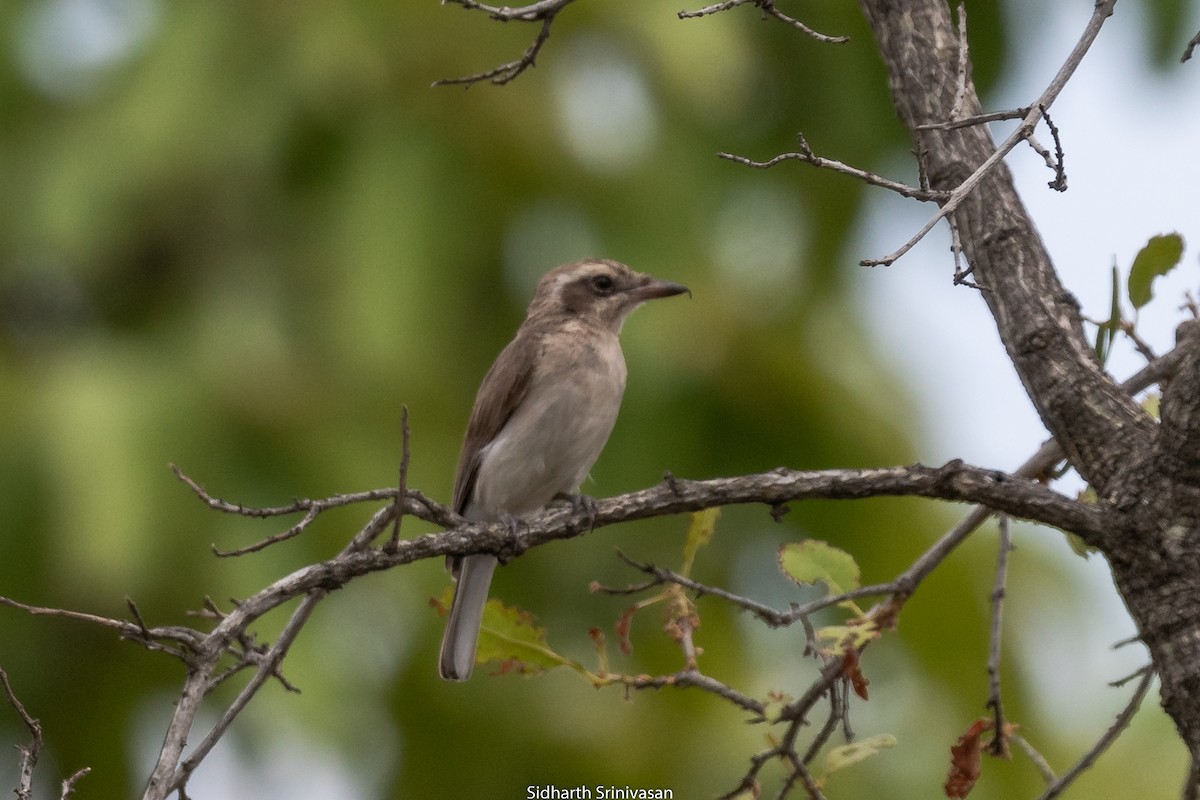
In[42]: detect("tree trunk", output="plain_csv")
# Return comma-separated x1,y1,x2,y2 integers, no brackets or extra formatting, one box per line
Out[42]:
859,0,1200,783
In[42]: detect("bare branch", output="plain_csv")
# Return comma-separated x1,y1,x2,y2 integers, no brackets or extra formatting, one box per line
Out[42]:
985,515,1013,757
2,667,40,800
618,669,766,716
3,668,89,800
719,133,948,202
169,463,459,557
1038,105,1067,191
1011,733,1057,784
169,590,325,795
60,768,91,800
916,107,1029,131
948,212,986,289
862,0,1116,266
0,596,200,659
679,0,848,44
433,0,576,87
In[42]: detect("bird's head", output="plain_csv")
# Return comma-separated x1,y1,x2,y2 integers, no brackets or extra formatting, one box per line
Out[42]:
526,259,689,330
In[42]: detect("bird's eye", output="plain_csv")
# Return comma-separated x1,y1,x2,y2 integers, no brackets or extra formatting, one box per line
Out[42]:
589,274,616,295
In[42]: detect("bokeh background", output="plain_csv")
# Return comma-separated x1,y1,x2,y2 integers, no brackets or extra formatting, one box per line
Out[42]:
1,1,1198,798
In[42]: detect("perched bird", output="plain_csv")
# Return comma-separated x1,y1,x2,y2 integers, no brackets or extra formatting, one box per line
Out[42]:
439,259,688,681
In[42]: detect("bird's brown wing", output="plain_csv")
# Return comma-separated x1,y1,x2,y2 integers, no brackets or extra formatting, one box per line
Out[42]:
452,326,542,516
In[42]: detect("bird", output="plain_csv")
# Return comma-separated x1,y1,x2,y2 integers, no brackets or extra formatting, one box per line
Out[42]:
438,258,689,681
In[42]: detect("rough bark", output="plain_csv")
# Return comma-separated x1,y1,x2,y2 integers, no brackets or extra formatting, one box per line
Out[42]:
859,0,1200,780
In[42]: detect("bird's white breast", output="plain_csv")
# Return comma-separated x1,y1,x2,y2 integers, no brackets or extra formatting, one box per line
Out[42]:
467,324,627,518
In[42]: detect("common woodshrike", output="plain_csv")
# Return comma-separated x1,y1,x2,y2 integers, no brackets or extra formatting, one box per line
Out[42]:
438,258,688,681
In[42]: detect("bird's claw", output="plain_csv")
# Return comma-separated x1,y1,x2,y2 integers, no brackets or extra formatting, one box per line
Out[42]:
497,513,527,564
554,492,599,531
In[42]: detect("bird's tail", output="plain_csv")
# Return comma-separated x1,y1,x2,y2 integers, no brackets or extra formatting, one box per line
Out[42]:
438,553,499,681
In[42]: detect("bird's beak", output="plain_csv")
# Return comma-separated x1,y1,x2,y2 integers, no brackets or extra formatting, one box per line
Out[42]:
630,277,690,302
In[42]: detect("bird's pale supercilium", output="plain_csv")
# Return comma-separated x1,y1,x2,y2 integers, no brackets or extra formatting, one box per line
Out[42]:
438,258,689,681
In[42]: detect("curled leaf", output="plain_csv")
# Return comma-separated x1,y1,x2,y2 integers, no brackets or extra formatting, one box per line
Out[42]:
945,718,993,798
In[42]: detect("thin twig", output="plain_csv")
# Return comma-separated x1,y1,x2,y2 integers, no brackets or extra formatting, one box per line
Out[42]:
985,514,1013,757
679,0,849,44
1120,320,1159,364
949,212,985,289
388,406,412,551
719,133,948,202
618,669,767,716
1010,733,1057,784
1034,668,1155,800
60,767,92,800
916,107,1030,131
433,1,571,87
2,667,41,800
1039,105,1067,191
170,462,459,556
801,684,843,764
0,596,200,659
1182,30,1200,63
213,506,321,557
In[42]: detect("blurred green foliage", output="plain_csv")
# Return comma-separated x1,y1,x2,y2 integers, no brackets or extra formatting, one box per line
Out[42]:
0,1,1193,799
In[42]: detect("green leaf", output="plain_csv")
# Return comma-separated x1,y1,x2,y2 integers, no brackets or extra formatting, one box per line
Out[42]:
778,540,861,595
1093,264,1120,365
680,507,720,575
432,587,582,677
821,734,897,779
1128,233,1184,310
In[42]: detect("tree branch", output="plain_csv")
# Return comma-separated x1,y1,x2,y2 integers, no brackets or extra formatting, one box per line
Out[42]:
432,0,576,86
718,132,948,201
860,0,1110,267
678,0,849,45
858,0,1151,495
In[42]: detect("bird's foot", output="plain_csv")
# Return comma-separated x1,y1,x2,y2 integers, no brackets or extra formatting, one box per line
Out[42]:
496,512,527,564
553,492,599,531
